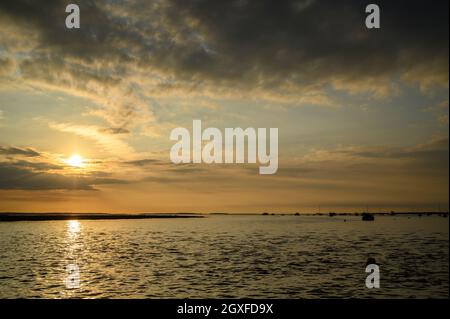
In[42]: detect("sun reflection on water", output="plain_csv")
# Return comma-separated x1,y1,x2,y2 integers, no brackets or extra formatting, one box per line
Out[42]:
63,220,82,294
67,220,80,236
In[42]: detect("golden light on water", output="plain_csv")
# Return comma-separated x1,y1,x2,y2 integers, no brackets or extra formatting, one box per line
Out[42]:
65,220,82,293
67,220,80,234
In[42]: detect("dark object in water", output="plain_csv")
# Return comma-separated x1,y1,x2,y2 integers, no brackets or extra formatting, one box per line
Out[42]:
362,213,375,221
366,257,377,266
329,212,336,217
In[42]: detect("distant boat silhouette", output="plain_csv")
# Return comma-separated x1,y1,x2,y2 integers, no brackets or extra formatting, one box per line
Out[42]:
362,213,375,221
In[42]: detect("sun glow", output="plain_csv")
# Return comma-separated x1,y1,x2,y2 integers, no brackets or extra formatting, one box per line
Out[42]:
67,154,84,168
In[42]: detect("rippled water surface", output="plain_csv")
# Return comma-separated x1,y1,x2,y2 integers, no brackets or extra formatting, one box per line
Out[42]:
0,215,448,298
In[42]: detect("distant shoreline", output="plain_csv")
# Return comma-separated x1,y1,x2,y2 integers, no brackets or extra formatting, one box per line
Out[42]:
0,213,204,222
216,212,449,216
0,211,448,222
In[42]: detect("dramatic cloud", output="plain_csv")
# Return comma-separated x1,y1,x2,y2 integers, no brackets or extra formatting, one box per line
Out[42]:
0,57,15,76
1,0,448,105
49,122,136,156
0,159,126,190
301,136,449,162
0,146,40,157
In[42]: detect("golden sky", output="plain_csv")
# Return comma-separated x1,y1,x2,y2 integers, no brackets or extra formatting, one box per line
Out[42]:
0,0,448,213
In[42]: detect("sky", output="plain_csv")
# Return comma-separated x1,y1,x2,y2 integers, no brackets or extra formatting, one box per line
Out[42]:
0,0,448,213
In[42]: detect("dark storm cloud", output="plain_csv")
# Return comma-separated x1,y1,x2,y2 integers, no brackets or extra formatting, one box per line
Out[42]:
0,146,40,157
161,0,449,95
0,0,447,96
0,0,135,61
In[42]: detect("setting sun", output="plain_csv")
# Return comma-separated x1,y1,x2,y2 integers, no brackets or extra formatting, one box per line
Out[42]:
0,0,448,303
67,154,84,168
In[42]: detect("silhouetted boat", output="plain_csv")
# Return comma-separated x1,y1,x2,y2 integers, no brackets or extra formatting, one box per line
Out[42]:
362,213,375,221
